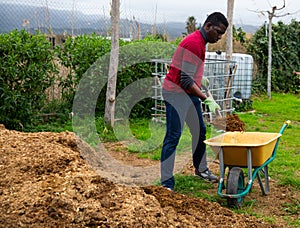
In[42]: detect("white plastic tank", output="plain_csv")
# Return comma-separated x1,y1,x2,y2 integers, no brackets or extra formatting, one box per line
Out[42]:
205,52,254,99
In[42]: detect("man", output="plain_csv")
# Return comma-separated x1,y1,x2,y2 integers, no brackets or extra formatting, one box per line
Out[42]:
161,12,228,191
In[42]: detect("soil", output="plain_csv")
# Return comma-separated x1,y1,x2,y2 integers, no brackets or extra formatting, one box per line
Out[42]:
0,124,299,227
212,114,246,132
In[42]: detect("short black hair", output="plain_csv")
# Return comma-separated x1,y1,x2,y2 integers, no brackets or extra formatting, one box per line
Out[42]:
204,12,228,28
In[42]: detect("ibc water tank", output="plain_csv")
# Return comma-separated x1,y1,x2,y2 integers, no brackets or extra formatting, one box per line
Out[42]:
205,52,254,99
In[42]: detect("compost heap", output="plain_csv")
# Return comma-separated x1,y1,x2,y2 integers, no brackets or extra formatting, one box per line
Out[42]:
212,114,246,132
0,124,279,227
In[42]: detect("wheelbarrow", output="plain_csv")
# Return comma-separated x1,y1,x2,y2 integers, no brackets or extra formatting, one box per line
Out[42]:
204,120,291,207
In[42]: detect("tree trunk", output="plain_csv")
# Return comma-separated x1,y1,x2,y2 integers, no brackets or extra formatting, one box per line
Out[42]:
104,0,120,127
226,0,234,61
225,0,235,109
267,18,273,99
266,4,285,100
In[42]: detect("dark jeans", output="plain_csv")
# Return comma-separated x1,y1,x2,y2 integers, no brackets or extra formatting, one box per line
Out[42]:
160,89,206,190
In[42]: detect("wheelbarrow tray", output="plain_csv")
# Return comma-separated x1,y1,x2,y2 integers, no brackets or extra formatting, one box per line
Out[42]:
204,132,282,167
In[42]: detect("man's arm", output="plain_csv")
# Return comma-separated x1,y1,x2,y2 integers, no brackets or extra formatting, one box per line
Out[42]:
180,60,220,114
187,83,207,101
180,61,207,101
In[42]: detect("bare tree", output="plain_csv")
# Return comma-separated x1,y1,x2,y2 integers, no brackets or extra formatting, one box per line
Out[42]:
224,0,235,109
226,0,234,61
256,0,289,99
104,0,120,127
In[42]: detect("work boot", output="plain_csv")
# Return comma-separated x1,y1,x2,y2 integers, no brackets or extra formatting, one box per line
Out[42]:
195,168,218,183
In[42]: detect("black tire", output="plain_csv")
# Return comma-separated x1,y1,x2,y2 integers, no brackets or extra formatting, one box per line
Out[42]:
226,167,245,208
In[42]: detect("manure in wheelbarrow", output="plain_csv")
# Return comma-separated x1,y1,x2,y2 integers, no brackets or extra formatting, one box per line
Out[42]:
212,114,245,132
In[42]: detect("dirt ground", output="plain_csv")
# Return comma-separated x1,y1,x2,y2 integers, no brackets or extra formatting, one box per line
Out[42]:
0,124,299,227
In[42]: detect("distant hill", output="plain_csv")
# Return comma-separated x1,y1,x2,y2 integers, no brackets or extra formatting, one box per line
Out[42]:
0,3,259,39
159,22,260,39
235,24,260,34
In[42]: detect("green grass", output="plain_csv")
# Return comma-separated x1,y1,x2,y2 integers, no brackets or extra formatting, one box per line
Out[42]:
126,93,300,190
238,93,300,189
108,118,193,160
233,93,300,227
24,119,73,132
173,174,217,201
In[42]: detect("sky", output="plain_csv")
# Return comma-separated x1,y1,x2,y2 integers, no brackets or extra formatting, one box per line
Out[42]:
60,0,300,26
8,0,300,26
119,0,300,26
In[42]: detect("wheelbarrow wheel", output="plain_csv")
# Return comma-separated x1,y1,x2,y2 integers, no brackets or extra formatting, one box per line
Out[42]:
226,167,245,208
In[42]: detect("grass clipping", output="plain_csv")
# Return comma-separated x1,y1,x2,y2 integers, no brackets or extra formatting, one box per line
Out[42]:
212,114,245,132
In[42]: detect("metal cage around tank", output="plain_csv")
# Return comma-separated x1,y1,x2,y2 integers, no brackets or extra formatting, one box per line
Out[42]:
151,58,238,123
206,52,254,100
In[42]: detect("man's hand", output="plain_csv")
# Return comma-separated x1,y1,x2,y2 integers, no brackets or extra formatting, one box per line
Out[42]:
203,96,221,114
201,76,210,88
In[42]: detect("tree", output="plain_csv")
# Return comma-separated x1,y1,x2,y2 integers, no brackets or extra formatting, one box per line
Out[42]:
224,0,235,109
232,26,246,44
104,0,120,127
256,0,289,99
247,20,299,94
226,0,234,62
185,16,197,34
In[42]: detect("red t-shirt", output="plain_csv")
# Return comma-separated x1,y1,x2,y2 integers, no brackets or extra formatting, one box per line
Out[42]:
163,30,206,93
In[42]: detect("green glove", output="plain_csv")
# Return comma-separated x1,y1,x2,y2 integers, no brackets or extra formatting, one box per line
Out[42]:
201,76,210,88
203,96,221,114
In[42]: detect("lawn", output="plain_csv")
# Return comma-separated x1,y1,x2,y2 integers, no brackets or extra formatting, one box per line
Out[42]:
127,93,300,189
238,93,300,189
100,92,300,190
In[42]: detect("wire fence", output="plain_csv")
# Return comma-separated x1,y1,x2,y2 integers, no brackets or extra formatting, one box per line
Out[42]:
0,0,172,39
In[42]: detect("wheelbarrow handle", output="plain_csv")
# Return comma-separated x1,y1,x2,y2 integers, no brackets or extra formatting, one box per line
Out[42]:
279,120,291,134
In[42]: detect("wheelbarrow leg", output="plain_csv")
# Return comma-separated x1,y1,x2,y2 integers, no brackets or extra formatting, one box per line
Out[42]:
257,165,270,196
218,147,226,190
264,166,270,193
247,148,253,184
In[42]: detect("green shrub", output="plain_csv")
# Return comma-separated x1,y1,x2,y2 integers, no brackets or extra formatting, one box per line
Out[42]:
0,32,175,130
55,34,113,107
248,20,300,94
57,34,176,118
0,30,57,130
